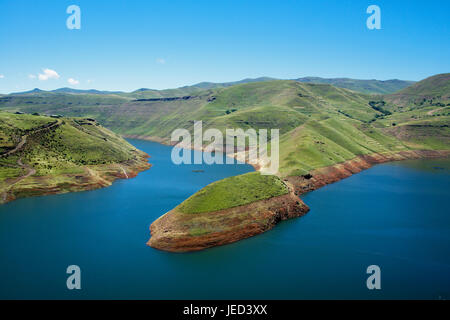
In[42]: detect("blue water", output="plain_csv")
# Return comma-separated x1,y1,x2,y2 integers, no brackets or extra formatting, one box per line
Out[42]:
0,140,449,299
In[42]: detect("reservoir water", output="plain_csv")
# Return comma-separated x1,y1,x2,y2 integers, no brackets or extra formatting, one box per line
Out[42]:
0,139,449,299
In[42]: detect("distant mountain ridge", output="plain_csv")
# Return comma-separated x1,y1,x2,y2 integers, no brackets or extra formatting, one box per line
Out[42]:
11,87,124,95
189,77,277,90
9,76,415,97
295,77,415,94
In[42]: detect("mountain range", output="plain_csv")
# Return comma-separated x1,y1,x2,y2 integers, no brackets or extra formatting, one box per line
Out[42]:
7,76,415,97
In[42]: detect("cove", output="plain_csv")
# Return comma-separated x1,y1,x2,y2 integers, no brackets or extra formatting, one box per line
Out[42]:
0,139,449,299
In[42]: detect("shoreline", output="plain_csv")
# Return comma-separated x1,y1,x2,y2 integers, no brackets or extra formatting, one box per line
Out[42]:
123,134,263,171
0,153,151,205
147,148,449,252
148,184,309,252
285,149,450,197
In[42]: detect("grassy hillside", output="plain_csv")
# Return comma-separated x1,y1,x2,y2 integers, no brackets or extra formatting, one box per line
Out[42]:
0,80,380,138
385,73,450,109
296,77,414,94
1,75,448,211
148,76,448,214
178,172,288,214
0,111,149,203
278,118,409,176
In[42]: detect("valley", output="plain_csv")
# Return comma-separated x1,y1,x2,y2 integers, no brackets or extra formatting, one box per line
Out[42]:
0,73,449,251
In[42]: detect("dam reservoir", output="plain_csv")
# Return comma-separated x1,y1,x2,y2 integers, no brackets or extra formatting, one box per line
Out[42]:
0,139,449,299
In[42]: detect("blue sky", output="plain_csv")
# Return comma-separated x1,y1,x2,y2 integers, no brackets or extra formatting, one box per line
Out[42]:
0,0,449,93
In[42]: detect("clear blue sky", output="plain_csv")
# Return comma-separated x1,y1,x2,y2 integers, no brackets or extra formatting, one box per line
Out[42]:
0,0,449,93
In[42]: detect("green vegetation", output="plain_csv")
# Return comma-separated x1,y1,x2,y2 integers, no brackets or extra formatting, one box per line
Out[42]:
369,101,392,116
385,73,450,109
1,74,448,211
278,117,409,176
174,74,448,213
189,228,211,237
178,172,289,214
0,111,149,203
296,77,415,94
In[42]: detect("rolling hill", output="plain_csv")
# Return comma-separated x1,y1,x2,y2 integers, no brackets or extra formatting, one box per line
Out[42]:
5,74,413,99
0,80,387,140
1,74,448,251
384,73,450,109
296,77,414,94
1,76,448,173
0,112,150,204
143,75,449,252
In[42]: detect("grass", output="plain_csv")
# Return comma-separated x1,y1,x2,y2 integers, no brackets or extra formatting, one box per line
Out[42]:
0,80,379,142
1,75,449,210
14,117,141,177
277,116,410,176
189,228,211,236
0,112,55,152
178,172,289,214
0,111,149,202
385,73,450,109
296,77,415,94
0,166,25,181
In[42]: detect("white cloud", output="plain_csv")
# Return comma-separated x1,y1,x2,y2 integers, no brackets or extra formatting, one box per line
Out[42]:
68,78,80,85
156,58,166,64
38,68,60,81
86,79,93,84
0,74,4,79
28,74,36,79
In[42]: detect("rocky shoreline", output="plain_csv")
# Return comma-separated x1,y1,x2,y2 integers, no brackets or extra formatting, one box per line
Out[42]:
1,153,151,205
285,149,450,196
147,187,309,252
148,149,449,253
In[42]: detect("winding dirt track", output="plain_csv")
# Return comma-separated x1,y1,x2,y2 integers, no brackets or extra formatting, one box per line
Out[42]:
0,120,62,202
0,120,61,158
427,107,444,116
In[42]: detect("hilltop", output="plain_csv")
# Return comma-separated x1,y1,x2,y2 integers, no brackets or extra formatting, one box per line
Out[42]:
0,112,150,204
385,73,450,109
5,74,414,99
296,77,414,94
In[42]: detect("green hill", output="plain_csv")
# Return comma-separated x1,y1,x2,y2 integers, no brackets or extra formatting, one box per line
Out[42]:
296,77,414,94
0,80,377,135
5,75,413,100
145,75,449,251
385,73,450,109
0,111,149,204
1,75,448,209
